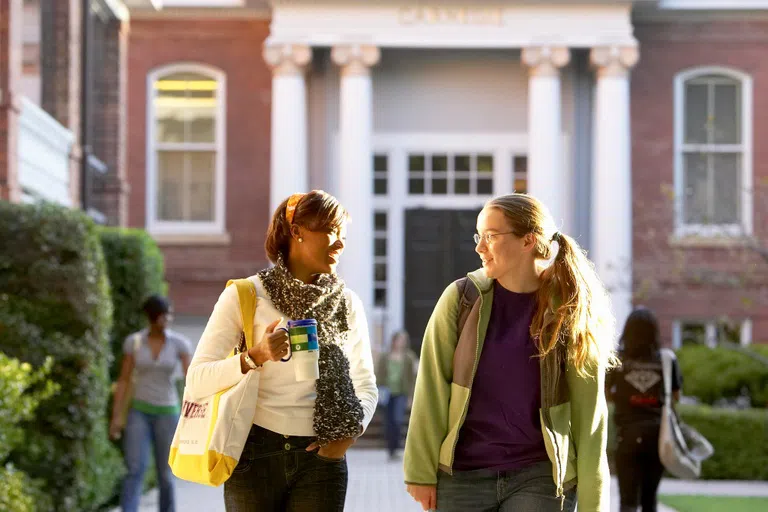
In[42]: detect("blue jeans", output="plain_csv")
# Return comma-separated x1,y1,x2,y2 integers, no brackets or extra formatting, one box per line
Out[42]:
386,394,407,456
121,408,178,512
436,460,576,512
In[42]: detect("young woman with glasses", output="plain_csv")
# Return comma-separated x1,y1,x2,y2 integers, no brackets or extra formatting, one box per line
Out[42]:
404,193,618,512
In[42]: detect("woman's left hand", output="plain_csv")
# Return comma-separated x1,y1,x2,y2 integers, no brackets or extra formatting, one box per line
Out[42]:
306,437,356,460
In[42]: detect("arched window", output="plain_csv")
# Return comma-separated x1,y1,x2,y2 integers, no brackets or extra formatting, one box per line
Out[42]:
147,63,226,234
674,67,752,236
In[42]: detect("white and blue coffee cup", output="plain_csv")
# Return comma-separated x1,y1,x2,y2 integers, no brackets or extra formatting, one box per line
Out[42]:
277,319,320,381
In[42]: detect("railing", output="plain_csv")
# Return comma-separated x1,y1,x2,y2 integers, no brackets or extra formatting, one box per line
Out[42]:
17,96,75,206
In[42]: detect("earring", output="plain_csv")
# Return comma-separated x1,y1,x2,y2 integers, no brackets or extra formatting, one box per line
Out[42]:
298,237,303,243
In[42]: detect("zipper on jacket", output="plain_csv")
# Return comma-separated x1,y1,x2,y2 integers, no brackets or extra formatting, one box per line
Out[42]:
447,280,484,474
542,408,565,508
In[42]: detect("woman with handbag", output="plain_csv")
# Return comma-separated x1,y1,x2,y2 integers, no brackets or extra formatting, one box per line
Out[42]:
404,193,617,512
607,307,683,512
110,295,193,512
375,330,418,461
185,190,378,512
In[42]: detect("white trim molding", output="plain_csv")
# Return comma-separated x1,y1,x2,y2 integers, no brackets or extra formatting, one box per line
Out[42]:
146,62,227,236
673,66,753,239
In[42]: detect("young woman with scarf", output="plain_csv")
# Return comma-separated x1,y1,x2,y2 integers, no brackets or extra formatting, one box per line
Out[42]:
185,190,378,512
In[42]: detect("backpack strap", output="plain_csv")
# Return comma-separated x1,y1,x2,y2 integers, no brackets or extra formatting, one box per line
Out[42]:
225,278,258,355
454,277,480,338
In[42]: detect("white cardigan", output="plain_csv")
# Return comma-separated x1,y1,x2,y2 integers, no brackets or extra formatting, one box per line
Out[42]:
185,275,378,437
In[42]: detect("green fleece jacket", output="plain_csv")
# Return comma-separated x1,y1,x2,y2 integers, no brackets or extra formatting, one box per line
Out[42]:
403,269,611,512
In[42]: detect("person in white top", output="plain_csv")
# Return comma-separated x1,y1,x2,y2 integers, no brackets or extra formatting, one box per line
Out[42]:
185,190,378,512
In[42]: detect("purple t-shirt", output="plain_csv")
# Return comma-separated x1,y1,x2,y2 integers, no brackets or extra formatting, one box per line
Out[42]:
453,282,549,471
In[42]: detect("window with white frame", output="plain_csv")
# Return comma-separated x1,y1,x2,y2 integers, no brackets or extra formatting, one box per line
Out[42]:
673,318,752,348
147,64,226,234
674,67,752,236
373,211,388,307
513,154,528,193
408,153,494,196
373,154,388,196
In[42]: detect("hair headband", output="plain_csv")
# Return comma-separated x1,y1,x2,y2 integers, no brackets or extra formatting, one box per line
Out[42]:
285,193,306,225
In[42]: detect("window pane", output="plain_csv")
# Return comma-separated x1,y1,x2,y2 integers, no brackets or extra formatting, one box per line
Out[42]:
683,152,709,224
514,179,527,194
157,151,185,221
188,151,216,221
713,153,741,224
432,155,448,172
681,323,707,346
374,288,387,307
374,154,388,173
477,154,494,173
374,212,387,231
409,178,425,194
684,82,708,144
455,178,470,195
713,82,740,144
155,72,217,144
374,178,388,195
432,177,447,194
514,155,528,174
477,178,493,195
454,155,470,172
374,238,387,257
375,263,387,281
409,154,425,172
718,322,741,345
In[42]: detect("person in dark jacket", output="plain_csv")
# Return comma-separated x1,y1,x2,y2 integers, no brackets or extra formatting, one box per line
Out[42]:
607,307,683,512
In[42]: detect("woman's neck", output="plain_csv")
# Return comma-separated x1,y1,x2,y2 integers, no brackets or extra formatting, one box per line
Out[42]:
496,260,541,293
286,255,314,284
149,325,164,338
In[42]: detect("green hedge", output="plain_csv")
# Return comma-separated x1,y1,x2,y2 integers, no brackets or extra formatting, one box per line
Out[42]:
608,404,768,480
677,345,768,407
98,227,167,380
0,201,124,511
0,353,58,512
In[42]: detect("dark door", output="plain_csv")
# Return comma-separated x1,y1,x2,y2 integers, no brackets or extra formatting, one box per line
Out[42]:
404,209,481,352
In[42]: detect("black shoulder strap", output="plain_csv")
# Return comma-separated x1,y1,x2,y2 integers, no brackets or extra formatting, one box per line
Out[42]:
454,277,480,338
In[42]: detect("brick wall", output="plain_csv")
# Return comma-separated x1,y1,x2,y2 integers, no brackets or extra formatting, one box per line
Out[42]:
632,20,768,345
0,0,22,202
127,17,272,315
40,0,81,207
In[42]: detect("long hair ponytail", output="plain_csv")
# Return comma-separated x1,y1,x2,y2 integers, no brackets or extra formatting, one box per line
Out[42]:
487,194,618,376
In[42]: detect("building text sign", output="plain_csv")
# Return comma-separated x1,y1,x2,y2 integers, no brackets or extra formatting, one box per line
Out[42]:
397,6,504,26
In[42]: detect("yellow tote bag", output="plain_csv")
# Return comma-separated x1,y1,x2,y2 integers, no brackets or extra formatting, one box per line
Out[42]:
168,278,259,486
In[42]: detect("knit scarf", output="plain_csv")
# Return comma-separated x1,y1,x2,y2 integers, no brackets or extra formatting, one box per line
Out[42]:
257,257,364,445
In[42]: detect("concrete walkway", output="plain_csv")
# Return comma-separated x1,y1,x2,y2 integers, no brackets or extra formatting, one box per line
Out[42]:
122,449,768,511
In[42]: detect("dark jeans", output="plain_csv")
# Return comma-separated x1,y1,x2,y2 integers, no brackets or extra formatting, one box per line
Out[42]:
386,393,407,456
615,424,665,512
436,460,576,512
224,425,348,512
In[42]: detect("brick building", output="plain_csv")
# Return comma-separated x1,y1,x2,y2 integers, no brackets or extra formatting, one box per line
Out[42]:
0,0,129,224
123,0,768,351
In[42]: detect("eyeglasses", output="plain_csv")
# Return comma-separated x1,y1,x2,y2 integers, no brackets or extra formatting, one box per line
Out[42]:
473,232,516,245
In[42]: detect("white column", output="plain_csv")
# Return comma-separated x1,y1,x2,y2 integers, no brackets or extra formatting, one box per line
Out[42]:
522,46,570,229
331,44,380,314
590,45,639,331
263,43,312,213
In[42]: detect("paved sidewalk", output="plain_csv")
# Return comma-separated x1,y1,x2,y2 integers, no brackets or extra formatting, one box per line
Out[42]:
123,449,768,511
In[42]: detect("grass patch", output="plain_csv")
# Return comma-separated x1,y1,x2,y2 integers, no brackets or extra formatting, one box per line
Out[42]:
659,495,768,512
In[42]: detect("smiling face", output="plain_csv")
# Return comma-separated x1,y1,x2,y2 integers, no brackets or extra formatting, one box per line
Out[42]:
475,207,534,280
291,222,347,275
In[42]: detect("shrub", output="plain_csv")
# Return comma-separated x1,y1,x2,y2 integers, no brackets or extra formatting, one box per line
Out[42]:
98,227,167,380
0,201,124,511
608,404,768,480
0,353,58,512
676,345,768,407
